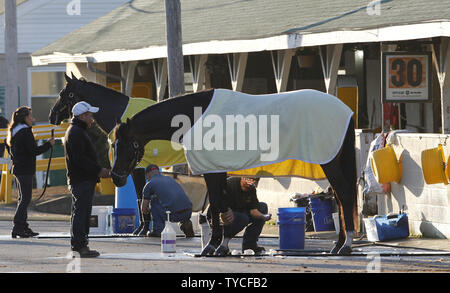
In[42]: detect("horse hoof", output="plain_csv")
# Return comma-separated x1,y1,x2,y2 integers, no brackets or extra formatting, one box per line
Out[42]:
133,224,144,235
214,245,230,257
330,243,343,254
201,244,217,256
337,246,352,255
137,227,149,237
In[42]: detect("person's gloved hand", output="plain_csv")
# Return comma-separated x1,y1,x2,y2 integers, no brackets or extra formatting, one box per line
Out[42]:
220,208,234,225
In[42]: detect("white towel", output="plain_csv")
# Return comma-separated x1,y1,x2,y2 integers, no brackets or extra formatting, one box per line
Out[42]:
12,123,29,137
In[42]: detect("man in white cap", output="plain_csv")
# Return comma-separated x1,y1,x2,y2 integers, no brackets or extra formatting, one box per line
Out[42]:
64,101,110,258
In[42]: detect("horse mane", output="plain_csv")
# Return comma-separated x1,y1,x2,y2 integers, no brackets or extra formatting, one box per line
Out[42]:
113,121,129,142
130,89,215,123
78,79,129,101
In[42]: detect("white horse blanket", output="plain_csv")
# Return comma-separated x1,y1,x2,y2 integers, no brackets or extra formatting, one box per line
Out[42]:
182,89,353,175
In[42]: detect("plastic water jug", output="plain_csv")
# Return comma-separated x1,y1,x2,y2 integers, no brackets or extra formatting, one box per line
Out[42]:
161,211,176,253
199,213,210,251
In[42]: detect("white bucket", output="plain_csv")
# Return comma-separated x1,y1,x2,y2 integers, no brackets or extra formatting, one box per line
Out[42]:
332,212,340,234
363,217,380,242
89,206,113,235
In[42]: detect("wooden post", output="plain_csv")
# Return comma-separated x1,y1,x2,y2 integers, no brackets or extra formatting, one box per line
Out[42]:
271,49,295,93
227,53,248,92
319,44,343,96
4,0,19,118
120,61,137,97
165,0,185,98
432,37,450,134
189,55,208,92
152,59,168,102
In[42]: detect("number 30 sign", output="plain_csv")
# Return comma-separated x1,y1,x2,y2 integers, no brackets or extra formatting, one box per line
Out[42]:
382,52,432,102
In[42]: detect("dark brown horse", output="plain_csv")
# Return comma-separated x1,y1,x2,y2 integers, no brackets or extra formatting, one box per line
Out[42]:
49,73,155,236
111,88,358,255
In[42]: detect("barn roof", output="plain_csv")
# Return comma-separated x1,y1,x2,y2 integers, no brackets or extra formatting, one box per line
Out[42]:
32,0,450,65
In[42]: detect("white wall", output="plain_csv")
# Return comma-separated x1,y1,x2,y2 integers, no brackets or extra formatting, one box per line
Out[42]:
257,131,450,239
366,59,382,129
256,176,330,218
0,53,32,109
379,133,450,238
0,0,129,54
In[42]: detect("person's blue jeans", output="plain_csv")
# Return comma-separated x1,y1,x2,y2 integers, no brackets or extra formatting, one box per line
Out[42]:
224,202,268,248
151,197,192,234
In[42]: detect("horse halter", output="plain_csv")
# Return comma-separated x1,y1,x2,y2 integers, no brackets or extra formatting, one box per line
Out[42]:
50,92,78,119
111,139,145,179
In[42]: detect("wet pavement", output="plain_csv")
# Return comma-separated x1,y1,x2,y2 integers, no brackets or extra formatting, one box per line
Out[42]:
0,219,449,274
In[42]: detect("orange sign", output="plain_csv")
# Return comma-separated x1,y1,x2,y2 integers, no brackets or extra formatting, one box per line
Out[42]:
383,52,431,102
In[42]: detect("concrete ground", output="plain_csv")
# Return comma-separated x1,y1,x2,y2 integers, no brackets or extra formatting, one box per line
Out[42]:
1,206,450,274
1,189,450,274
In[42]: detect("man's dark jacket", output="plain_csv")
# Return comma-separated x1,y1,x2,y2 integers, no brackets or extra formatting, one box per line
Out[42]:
10,127,51,175
65,118,102,185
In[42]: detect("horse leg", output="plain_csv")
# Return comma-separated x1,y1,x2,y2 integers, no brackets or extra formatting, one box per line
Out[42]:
201,173,228,255
201,205,223,255
321,119,357,255
330,191,347,254
131,168,150,236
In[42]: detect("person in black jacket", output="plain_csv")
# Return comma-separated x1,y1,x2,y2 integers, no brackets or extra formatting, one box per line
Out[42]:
7,106,55,238
213,177,271,256
65,101,110,258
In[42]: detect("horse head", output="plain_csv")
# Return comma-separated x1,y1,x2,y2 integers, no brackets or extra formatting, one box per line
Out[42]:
49,72,82,125
111,118,145,187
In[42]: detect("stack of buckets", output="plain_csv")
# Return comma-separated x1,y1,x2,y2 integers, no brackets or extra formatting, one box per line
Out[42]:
277,198,336,250
113,175,138,233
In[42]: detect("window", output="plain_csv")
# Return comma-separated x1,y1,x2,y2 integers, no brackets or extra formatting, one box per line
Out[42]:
28,66,66,123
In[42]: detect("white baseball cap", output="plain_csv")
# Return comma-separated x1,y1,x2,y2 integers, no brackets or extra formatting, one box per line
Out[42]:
72,101,99,116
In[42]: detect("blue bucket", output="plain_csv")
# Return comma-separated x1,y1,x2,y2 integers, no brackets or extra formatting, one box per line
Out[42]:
277,207,306,250
310,198,335,232
115,175,140,228
112,208,136,234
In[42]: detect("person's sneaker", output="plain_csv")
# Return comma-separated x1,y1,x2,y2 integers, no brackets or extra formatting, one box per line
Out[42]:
180,220,195,238
72,247,100,258
214,245,230,257
242,245,266,255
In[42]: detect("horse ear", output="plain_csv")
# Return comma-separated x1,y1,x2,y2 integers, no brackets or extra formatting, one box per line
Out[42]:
71,72,78,81
64,73,72,83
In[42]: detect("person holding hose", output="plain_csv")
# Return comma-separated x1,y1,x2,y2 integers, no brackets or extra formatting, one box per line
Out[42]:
7,106,55,238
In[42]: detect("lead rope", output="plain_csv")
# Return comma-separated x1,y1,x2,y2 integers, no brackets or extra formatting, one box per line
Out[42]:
35,129,54,203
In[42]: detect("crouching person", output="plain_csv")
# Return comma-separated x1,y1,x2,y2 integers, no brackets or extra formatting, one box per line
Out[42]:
141,164,194,237
214,177,271,256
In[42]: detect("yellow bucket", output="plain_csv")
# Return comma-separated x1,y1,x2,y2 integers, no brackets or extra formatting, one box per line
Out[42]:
370,145,402,184
100,178,116,195
421,144,448,185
